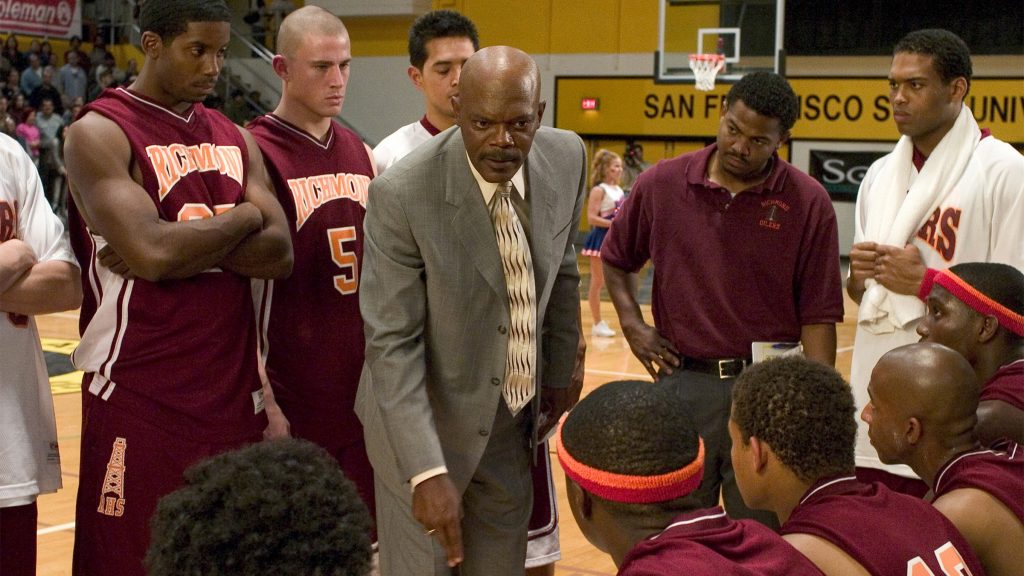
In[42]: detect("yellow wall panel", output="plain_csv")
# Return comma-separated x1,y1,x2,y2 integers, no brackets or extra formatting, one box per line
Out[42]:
462,0,551,53
663,3,719,54
550,0,620,54
618,0,663,53
345,16,418,57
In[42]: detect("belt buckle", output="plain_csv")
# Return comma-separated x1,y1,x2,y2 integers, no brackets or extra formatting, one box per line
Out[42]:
718,359,746,379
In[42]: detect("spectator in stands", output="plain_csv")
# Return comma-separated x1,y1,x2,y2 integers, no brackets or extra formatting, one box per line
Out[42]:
35,98,65,208
62,97,83,125
223,89,251,126
0,95,17,138
29,67,63,116
38,41,55,68
2,35,26,72
95,53,125,86
2,69,20,101
9,92,29,122
20,54,43,96
89,36,110,70
62,36,89,73
88,69,115,102
15,108,41,164
57,53,88,108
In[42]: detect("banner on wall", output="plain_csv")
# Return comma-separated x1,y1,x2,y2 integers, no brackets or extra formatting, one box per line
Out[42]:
790,141,894,202
0,0,81,38
555,76,1024,143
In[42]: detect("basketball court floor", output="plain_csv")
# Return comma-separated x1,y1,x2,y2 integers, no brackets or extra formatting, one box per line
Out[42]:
33,256,857,576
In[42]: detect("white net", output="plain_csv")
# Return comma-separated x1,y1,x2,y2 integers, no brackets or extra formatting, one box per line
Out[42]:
689,54,726,91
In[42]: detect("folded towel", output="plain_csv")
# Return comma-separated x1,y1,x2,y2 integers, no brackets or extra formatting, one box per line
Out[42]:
857,104,981,334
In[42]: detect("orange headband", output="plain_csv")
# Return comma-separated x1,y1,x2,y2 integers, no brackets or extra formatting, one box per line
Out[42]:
556,424,705,504
919,268,1024,337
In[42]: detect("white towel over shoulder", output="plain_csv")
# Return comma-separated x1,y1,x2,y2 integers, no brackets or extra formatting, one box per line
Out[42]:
856,105,981,334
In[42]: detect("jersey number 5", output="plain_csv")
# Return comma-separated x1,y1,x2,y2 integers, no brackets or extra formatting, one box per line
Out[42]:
907,542,973,576
328,226,358,295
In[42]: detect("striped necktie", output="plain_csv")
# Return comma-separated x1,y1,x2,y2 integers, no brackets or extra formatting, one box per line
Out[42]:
490,181,536,415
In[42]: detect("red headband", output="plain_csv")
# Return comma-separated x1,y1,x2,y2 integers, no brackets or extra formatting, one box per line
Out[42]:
919,268,1024,337
556,424,705,504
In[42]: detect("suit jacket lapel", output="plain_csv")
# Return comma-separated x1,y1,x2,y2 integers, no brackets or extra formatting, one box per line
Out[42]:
525,145,556,305
446,136,508,303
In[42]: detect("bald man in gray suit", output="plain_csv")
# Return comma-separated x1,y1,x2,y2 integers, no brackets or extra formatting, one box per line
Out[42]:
356,46,587,575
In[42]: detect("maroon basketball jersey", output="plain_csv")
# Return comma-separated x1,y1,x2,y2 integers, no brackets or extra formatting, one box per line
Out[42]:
934,444,1024,522
783,476,985,576
71,87,265,441
981,359,1024,410
248,114,371,438
619,507,823,575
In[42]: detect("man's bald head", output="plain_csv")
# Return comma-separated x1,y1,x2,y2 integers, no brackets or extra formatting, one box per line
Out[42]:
865,343,979,464
877,343,979,424
277,6,348,59
459,46,541,104
453,46,546,183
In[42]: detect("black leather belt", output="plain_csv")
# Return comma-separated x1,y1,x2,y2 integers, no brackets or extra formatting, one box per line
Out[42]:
681,356,751,379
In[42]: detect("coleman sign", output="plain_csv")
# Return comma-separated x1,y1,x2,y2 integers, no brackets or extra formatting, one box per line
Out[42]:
0,0,80,38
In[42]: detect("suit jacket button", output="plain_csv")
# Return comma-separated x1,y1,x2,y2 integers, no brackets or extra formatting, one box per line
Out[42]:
498,325,507,334
491,377,501,386
478,428,489,436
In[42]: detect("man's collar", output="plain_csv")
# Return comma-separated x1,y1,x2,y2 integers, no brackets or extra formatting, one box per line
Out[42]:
466,152,526,205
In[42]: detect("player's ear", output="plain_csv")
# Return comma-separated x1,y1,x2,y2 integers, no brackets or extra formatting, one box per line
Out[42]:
948,76,969,104
749,436,770,474
140,31,162,58
977,315,1000,344
408,65,424,89
905,417,922,446
271,55,288,80
451,95,461,121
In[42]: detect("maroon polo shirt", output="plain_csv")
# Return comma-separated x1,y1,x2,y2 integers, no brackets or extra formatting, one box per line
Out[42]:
601,144,844,359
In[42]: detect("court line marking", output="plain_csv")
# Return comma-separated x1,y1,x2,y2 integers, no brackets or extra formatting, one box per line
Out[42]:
584,368,651,380
38,521,75,536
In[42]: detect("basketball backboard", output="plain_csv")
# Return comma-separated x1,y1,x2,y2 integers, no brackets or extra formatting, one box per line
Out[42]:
656,0,783,84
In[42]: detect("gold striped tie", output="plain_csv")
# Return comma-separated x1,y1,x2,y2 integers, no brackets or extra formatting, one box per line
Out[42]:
491,181,536,415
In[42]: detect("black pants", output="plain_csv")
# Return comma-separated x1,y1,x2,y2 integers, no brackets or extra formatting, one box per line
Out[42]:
659,368,780,529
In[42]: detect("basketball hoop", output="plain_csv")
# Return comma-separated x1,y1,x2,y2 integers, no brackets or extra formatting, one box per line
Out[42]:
689,53,726,91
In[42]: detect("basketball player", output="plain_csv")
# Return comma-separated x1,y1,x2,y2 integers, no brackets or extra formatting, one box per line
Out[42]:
863,343,1023,576
729,356,984,576
63,1,293,574
371,12,576,574
147,439,373,576
248,5,378,534
373,10,478,174
917,263,1024,445
848,28,1024,487
558,380,823,575
0,132,81,576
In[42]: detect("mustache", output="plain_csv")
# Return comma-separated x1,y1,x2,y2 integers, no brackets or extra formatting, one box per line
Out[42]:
482,151,520,162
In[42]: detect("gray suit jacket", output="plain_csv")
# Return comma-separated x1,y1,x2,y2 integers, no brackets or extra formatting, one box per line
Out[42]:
356,125,587,495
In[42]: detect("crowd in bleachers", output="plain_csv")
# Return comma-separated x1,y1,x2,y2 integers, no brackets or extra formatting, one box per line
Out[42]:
1,33,139,220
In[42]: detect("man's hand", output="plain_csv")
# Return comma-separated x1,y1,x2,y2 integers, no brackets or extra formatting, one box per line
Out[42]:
413,474,463,567
536,323,587,440
538,384,581,442
849,241,879,286
622,321,679,379
97,244,135,279
262,399,291,440
0,239,37,293
874,244,926,296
